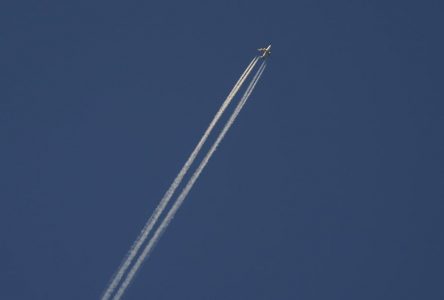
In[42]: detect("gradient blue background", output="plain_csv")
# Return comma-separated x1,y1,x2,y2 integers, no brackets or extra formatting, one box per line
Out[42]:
1,1,443,299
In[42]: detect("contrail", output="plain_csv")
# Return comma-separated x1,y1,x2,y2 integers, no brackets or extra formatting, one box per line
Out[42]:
101,56,259,300
113,61,267,300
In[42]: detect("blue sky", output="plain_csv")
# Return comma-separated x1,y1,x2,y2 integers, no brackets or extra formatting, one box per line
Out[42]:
1,1,443,299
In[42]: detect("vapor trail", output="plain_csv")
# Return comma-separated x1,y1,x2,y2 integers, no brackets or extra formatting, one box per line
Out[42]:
101,57,259,300
113,61,267,300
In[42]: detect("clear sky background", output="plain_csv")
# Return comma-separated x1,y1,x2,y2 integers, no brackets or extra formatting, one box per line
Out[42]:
1,1,443,299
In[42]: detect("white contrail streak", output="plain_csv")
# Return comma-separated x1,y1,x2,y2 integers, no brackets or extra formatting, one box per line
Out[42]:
113,61,267,300
101,57,259,300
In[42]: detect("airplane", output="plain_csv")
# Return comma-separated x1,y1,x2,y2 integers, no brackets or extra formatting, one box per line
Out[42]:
258,44,271,58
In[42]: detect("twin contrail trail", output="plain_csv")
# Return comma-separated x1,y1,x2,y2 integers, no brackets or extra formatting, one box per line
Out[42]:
101,57,260,300
112,61,267,300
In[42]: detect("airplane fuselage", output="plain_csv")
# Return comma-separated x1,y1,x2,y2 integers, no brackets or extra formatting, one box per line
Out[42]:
258,44,272,58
